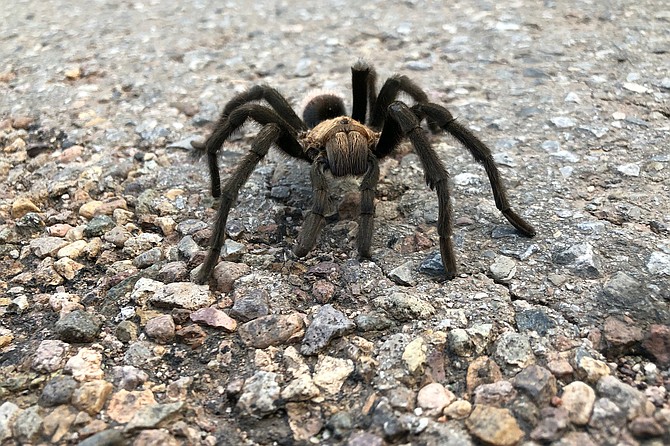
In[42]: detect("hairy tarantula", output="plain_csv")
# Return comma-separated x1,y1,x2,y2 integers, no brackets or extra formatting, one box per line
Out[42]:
193,61,535,284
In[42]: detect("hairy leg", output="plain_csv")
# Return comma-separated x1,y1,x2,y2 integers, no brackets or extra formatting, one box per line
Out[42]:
293,157,330,257
217,84,306,132
202,104,305,197
351,61,378,124
383,102,457,279
358,154,380,258
195,124,282,284
370,75,439,132
413,103,536,237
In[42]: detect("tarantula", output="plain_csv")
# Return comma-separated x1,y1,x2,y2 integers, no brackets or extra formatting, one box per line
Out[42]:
193,61,535,284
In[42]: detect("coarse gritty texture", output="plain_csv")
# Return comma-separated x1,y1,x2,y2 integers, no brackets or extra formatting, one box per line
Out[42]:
1,1,669,445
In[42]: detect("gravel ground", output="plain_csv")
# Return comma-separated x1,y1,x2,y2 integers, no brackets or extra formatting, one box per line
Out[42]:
1,0,669,445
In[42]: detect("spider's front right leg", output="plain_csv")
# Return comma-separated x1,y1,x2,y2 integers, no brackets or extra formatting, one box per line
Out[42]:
195,123,282,284
293,157,330,258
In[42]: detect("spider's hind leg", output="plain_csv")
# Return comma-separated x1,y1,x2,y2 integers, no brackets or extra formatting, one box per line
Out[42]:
370,75,440,133
413,103,536,237
202,104,305,198
351,61,378,124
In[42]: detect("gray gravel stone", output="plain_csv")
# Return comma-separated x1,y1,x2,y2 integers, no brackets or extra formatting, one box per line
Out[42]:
550,116,576,128
132,247,163,268
177,235,200,260
125,402,184,431
587,398,626,445
530,407,569,442
596,375,649,420
448,328,474,357
647,251,670,276
38,376,78,407
229,288,270,322
354,313,394,332
494,332,535,371
301,304,355,355
238,313,304,349
515,308,555,336
489,255,516,282
156,261,189,282
123,342,155,368
552,242,603,278
149,282,213,310
54,310,102,343
116,320,138,343
12,405,43,444
512,365,557,406
373,292,436,321
418,252,445,276
237,371,281,417
0,402,20,443
388,261,416,286
176,219,209,235
83,215,116,237
29,237,68,258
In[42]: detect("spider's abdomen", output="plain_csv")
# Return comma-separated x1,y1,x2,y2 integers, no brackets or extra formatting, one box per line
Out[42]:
304,117,379,177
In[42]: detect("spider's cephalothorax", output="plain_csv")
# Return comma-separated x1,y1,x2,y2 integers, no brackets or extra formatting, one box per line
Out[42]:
302,117,379,177
193,61,536,285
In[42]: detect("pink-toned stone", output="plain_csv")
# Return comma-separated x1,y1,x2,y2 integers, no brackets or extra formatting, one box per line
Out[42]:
107,389,157,423
416,382,456,416
312,279,336,303
643,325,670,367
145,315,176,344
190,307,237,332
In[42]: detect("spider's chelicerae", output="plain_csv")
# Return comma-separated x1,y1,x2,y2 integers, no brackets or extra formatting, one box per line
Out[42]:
193,61,536,284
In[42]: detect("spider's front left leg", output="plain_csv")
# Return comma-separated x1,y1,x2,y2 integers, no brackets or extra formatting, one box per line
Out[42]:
378,101,458,279
413,103,536,237
293,156,331,258
358,154,380,258
196,123,283,284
